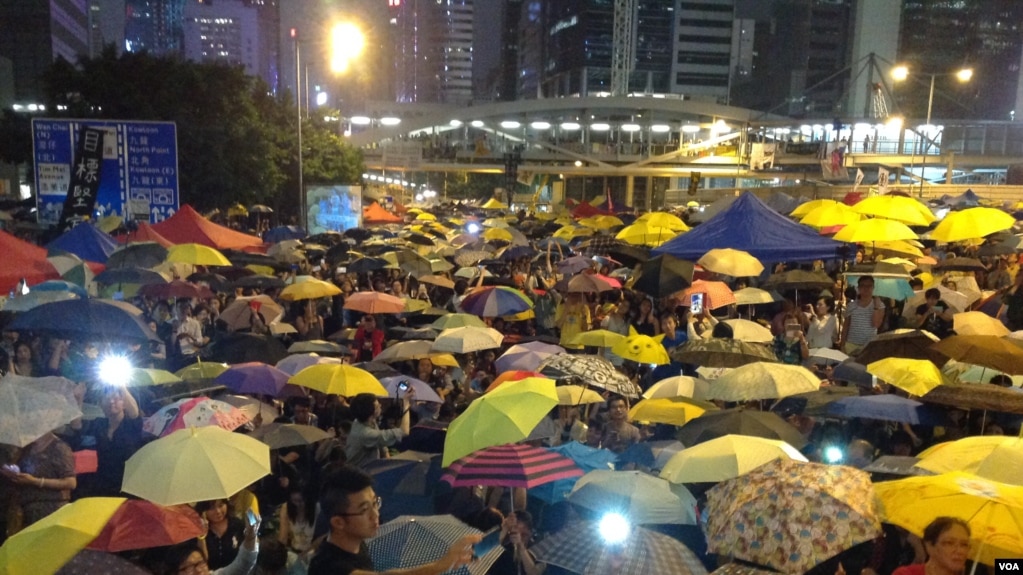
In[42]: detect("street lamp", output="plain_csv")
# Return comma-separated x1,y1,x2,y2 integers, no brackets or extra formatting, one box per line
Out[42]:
891,65,973,126
330,22,365,74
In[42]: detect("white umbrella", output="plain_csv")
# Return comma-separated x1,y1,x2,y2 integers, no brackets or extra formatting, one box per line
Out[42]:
275,353,342,375
809,347,849,364
733,287,781,305
0,375,82,447
431,326,504,354
721,319,774,343
643,375,710,400
705,363,821,402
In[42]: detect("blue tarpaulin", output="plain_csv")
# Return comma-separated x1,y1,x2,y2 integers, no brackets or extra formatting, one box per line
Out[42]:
47,223,119,263
653,192,849,263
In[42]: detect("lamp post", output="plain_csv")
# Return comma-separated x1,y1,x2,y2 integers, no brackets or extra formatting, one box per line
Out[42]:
329,21,366,138
891,65,973,128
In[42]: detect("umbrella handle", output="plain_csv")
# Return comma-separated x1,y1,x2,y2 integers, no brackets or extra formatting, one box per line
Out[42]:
969,538,986,575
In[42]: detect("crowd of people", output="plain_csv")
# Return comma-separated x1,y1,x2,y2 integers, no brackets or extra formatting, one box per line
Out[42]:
0,198,1021,575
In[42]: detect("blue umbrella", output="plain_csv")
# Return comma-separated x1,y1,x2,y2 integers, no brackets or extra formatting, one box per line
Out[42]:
31,279,89,298
380,376,444,403
47,223,119,263
617,439,686,470
7,298,159,342
531,441,617,503
826,394,948,425
214,362,291,396
263,226,306,243
845,275,914,301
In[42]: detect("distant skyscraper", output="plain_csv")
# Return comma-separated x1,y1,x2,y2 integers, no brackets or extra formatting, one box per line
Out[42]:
182,0,265,82
670,0,734,100
88,0,126,57
125,0,187,55
0,0,91,101
394,0,473,104
440,0,474,104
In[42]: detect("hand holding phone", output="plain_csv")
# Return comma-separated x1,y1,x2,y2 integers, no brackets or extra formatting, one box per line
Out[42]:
246,509,260,529
690,293,704,315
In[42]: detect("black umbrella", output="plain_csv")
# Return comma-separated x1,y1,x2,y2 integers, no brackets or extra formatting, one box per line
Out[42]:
607,243,649,267
762,269,834,291
231,274,286,290
95,267,168,286
305,231,344,246
387,326,439,341
7,299,159,342
187,272,231,291
325,243,351,266
205,332,288,365
403,233,436,246
670,338,778,368
354,361,401,378
106,242,168,269
934,257,987,273
342,228,373,242
677,408,808,448
221,250,286,270
856,329,945,366
632,254,695,298
348,257,389,273
501,245,536,260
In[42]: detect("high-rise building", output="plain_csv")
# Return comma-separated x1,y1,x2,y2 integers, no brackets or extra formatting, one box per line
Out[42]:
440,0,474,104
88,0,126,57
182,0,263,79
670,0,734,101
124,0,187,55
0,0,91,102
393,0,474,104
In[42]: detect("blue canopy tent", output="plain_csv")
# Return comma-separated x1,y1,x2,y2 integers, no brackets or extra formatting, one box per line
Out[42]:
653,192,849,263
47,223,119,263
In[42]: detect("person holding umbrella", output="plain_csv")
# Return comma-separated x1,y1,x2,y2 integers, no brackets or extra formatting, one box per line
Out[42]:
344,393,411,469
308,466,479,575
0,428,76,526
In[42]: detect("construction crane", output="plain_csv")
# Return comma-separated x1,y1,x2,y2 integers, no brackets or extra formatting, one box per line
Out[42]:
610,0,636,97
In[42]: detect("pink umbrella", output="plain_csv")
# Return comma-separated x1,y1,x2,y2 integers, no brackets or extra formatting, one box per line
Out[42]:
143,397,250,437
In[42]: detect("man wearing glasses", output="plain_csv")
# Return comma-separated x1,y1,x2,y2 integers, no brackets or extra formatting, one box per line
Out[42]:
308,467,479,575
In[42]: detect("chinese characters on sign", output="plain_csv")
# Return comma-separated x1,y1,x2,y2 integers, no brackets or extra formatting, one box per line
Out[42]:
57,127,105,231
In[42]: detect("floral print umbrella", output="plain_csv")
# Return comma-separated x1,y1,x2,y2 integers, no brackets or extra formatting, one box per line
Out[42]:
704,458,881,574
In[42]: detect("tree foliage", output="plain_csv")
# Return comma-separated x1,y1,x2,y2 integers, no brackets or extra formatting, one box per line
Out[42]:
34,47,363,215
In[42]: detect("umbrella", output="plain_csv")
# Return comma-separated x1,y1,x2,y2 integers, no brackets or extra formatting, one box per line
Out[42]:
231,274,286,290
867,357,947,396
248,423,332,450
733,287,781,305
127,368,183,387
380,376,444,403
368,515,500,575
873,471,1023,565
935,257,987,273
643,375,709,400
87,500,204,552
855,329,945,366
707,360,818,401
629,397,712,426
568,329,625,348
431,326,504,354
632,254,695,298
862,455,934,477
705,459,881,574
417,275,456,289
484,370,545,393
31,279,89,298
903,286,973,316
106,242,168,269
698,248,764,277
459,286,533,317
557,255,596,275
538,353,641,398
671,338,778,368
799,203,862,229
280,278,342,301
679,280,736,309
615,439,685,471
375,340,437,362
933,335,1023,375
186,272,231,291
495,341,565,372
174,361,229,383
275,353,342,375
915,435,1023,485
122,426,271,506
2,291,80,312
660,434,808,484
921,383,1023,415
142,396,250,437
720,319,773,343
826,394,948,425
94,267,168,286
791,198,840,218
6,299,159,343
954,311,1011,337
288,340,347,354
808,347,849,364
677,408,807,448
611,331,671,365
565,272,616,293
568,469,697,525
289,364,387,396
762,269,834,292
205,332,289,365
616,222,678,247
930,207,1016,243
0,497,126,575
532,520,708,575
218,394,282,424
442,377,559,466
441,443,583,488
852,195,935,226
556,384,605,405
220,295,284,331
166,243,232,266
343,291,406,314
214,362,291,396
138,280,214,300
0,375,82,447
832,218,919,242
56,549,152,575
431,313,487,330
637,211,689,231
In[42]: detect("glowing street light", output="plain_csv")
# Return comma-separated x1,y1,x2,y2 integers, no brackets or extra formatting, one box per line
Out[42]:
891,64,973,126
330,22,365,74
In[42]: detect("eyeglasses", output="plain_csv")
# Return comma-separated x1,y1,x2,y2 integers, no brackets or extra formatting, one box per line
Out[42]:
178,558,208,574
337,496,383,517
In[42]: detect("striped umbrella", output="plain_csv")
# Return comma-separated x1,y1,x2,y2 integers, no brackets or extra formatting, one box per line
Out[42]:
458,286,533,317
441,444,584,488
368,515,502,575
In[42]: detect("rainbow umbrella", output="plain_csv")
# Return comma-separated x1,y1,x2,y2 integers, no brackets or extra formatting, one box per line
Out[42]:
458,286,533,317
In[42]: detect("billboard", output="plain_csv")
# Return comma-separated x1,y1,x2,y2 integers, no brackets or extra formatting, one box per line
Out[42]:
32,119,179,225
307,185,362,235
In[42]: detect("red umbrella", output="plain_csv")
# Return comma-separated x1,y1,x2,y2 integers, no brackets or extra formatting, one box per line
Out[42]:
139,280,215,300
680,280,736,310
441,443,584,489
485,370,545,393
87,500,204,552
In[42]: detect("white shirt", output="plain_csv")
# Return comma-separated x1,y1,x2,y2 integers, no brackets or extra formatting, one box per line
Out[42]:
807,313,838,349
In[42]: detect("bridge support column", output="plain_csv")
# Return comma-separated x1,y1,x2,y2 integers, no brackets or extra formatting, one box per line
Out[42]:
645,176,653,211
625,176,635,208
945,153,955,185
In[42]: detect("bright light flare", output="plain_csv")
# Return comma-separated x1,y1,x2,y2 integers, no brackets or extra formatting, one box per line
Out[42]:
99,355,133,387
598,513,630,545
330,22,365,74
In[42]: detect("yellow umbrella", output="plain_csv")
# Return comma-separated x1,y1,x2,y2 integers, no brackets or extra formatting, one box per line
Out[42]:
429,353,460,368
404,299,431,313
122,427,271,506
569,329,626,348
95,214,124,234
227,203,249,217
790,198,840,218
866,357,946,396
698,248,764,277
553,225,591,241
502,309,536,321
554,216,575,226
245,264,277,275
165,243,232,266
175,362,229,382
481,198,508,210
578,215,624,230
953,311,1011,337
852,195,936,226
482,227,514,242
878,257,917,271
659,434,807,483
443,376,558,466
288,364,388,396
915,435,1023,485
615,222,678,247
799,203,862,229
870,240,924,258
415,212,437,221
832,218,919,243
0,497,126,575
628,397,709,426
557,384,606,405
611,331,671,364
128,368,184,387
704,363,821,401
637,211,689,231
874,471,1023,565
931,207,1016,243
279,278,342,301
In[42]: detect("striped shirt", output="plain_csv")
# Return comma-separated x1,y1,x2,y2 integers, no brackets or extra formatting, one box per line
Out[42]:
844,299,883,345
